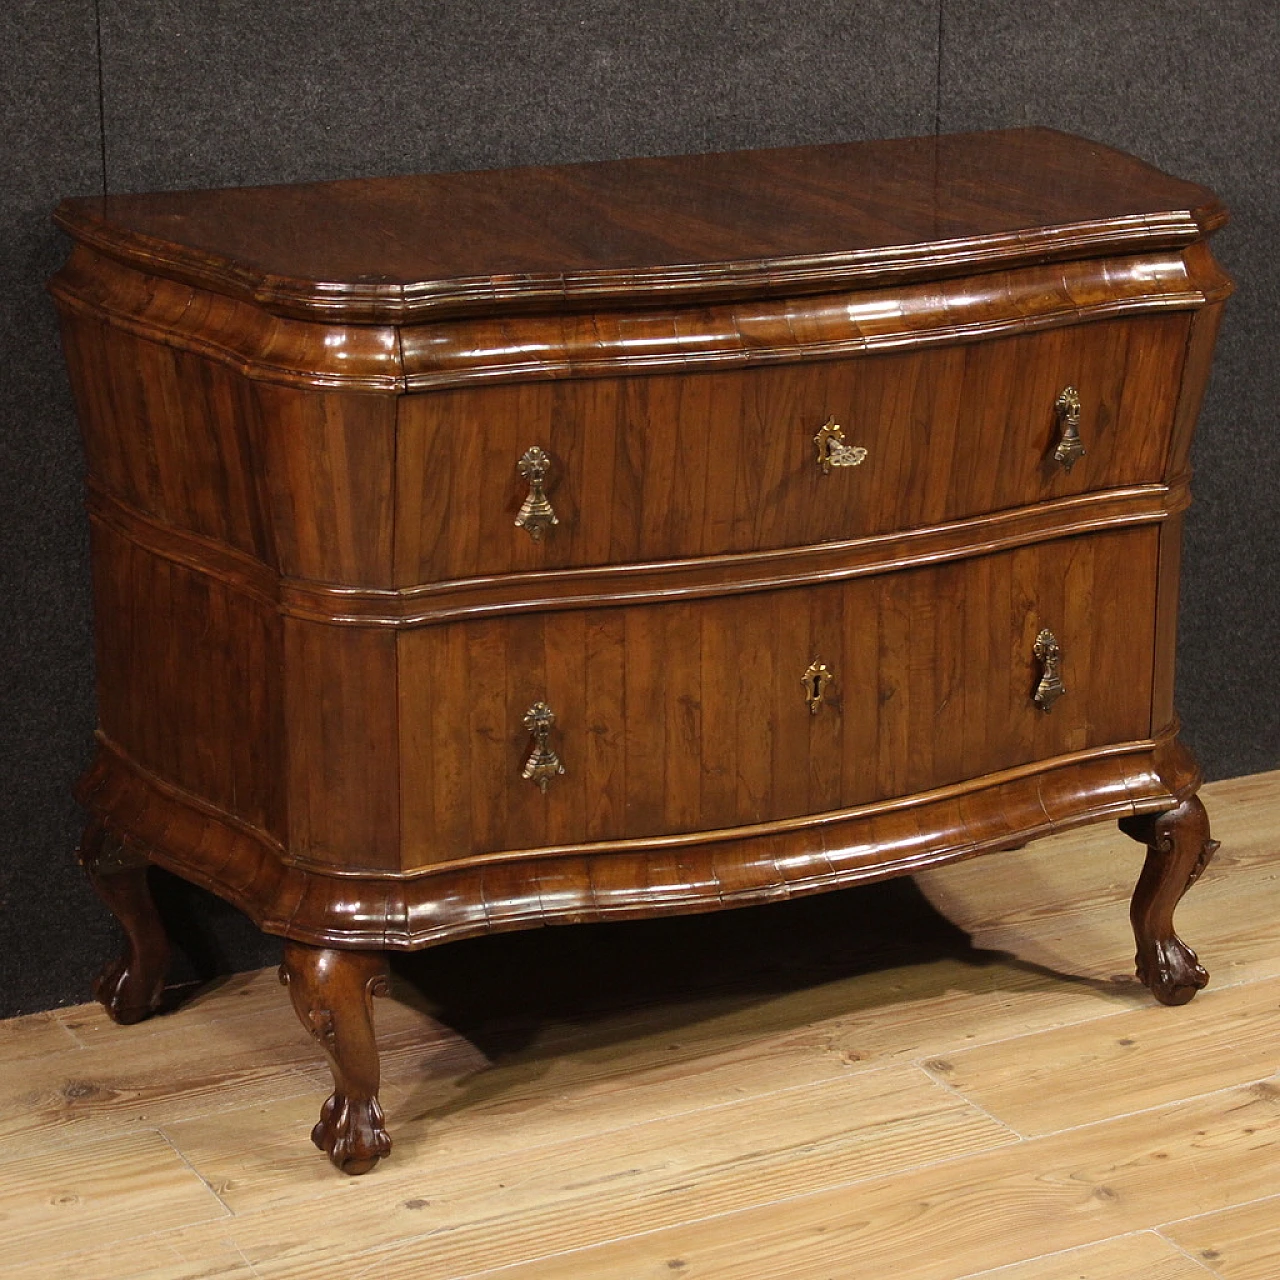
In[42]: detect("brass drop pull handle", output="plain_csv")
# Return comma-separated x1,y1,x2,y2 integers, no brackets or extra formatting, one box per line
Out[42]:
521,701,565,792
1052,386,1086,473
1033,628,1066,712
515,446,558,541
814,416,868,475
802,660,833,714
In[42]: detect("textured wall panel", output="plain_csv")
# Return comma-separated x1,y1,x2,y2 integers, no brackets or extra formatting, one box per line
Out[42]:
0,0,108,1016
938,0,1280,780
98,0,940,190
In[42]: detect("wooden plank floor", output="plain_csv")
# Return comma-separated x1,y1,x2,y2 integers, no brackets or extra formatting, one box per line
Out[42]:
3,770,1278,1279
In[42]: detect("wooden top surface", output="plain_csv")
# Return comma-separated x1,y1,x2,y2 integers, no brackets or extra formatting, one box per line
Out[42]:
53,128,1226,323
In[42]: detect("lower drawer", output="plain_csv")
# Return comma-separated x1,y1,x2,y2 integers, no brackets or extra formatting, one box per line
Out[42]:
397,527,1158,867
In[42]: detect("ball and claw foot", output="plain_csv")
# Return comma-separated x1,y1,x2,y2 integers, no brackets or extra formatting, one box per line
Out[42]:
280,941,392,1175
311,1092,392,1176
1120,794,1219,1008
78,820,171,1025
1135,937,1208,1008
92,952,167,1026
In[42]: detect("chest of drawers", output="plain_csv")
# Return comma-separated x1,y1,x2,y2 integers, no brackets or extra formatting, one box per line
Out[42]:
51,128,1231,1174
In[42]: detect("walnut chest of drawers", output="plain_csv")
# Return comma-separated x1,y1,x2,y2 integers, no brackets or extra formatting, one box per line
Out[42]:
51,127,1231,1173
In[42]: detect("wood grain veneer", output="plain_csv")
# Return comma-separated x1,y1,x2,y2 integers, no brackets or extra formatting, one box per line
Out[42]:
53,129,1226,321
393,316,1189,580
51,129,1232,1175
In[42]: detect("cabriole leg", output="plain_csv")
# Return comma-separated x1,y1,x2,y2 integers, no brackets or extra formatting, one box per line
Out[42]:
1120,795,1219,1006
279,941,391,1175
78,818,172,1024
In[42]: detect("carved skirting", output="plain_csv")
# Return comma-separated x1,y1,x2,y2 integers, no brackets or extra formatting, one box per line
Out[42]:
76,730,1201,953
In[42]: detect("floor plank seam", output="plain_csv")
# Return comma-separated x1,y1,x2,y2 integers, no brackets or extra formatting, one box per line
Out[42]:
1153,1227,1231,1278
979,1068,1280,1143
1158,1185,1280,1230
382,1114,1047,1280
900,963,1280,1063
947,1229,1188,1280
911,1003,1151,1059
19,1223,247,1276
45,1014,84,1053
228,1236,269,1279
156,1125,239,1219
143,1065,322,1132
160,1096,1038,1280
5,1113,174,1158
55,1012,118,1050
237,1072,912,1207
354,1058,882,1180
909,1059,1029,1140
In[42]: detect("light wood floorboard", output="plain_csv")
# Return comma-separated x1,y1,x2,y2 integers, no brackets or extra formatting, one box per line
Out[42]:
953,1231,1217,1279
1163,1193,1280,1280
3,770,1277,1279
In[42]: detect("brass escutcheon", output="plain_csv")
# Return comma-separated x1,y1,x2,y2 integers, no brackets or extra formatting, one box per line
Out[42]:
814,416,868,475
1052,386,1086,473
802,660,834,714
515,446,559,541
1033,628,1066,712
521,701,565,792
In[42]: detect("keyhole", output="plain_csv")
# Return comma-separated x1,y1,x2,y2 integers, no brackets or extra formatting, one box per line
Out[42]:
803,661,831,713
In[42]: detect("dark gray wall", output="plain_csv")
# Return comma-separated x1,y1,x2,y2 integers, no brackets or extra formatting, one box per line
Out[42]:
2,1,1276,1017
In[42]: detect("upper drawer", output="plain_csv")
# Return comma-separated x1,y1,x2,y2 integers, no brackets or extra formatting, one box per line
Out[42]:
393,313,1189,584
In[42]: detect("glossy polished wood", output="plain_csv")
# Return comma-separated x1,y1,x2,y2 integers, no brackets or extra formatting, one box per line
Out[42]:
1121,796,1221,1006
389,529,1159,866
53,128,1226,322
72,727,1198,940
51,129,1231,1174
278,944,391,1174
394,314,1191,579
77,818,171,1025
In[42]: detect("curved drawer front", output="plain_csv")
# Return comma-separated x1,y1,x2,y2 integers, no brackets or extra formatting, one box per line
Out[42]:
394,313,1188,583
395,526,1158,868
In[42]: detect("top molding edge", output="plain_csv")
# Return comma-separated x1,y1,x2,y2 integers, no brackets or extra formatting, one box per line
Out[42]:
51,210,1223,326
52,129,1228,325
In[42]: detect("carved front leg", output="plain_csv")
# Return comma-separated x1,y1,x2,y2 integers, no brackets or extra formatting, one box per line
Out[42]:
78,818,172,1024
1120,796,1219,1006
279,942,391,1175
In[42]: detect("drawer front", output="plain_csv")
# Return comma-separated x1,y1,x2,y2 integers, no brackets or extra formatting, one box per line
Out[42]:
394,314,1188,583
398,527,1158,867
